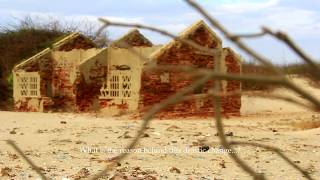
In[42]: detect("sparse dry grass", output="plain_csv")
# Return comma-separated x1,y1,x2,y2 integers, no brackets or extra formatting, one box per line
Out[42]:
242,63,276,91
242,63,320,91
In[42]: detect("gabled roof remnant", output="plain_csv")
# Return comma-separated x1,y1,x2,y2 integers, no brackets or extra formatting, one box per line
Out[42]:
223,47,242,64
53,32,96,51
150,20,222,60
79,47,108,66
179,20,221,41
52,32,94,49
110,29,153,48
14,48,51,70
14,32,96,70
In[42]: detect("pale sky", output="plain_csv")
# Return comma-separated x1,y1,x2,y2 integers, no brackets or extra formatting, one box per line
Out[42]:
0,0,319,64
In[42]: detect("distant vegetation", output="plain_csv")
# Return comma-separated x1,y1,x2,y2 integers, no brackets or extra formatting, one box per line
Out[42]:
0,17,109,110
242,62,320,91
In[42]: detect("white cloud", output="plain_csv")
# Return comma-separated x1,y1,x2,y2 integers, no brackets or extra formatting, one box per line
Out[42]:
215,0,279,14
7,10,144,24
1,0,319,62
263,7,320,36
201,1,320,38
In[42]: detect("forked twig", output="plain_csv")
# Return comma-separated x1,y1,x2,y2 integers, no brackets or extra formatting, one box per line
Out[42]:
184,0,320,109
184,0,281,75
232,27,320,79
93,16,317,180
211,44,266,179
230,31,267,40
262,27,320,78
98,17,320,110
103,42,314,112
230,141,314,180
184,0,316,179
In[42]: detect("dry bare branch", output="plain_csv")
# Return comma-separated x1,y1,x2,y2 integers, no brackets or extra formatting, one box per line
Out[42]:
232,27,320,79
95,13,319,180
184,0,318,179
230,31,267,40
208,90,315,111
103,42,313,112
184,0,281,75
230,141,314,180
98,18,220,55
183,0,320,108
6,140,48,180
98,15,320,110
262,27,320,78
4,1,318,179
88,75,213,180
241,91,315,110
212,38,265,178
97,3,320,111
149,65,285,84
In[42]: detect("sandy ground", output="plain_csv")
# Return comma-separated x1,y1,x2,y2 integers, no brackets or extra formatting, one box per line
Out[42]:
0,77,320,180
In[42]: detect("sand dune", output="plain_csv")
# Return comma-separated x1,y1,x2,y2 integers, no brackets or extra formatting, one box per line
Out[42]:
242,76,320,114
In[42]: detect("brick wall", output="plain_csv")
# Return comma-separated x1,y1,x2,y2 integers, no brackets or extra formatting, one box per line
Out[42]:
50,36,99,111
221,48,241,116
75,64,107,112
14,55,54,112
14,35,99,112
139,25,221,118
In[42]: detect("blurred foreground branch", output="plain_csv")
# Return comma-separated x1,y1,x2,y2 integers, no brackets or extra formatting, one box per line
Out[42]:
6,140,48,180
230,141,314,180
6,1,318,180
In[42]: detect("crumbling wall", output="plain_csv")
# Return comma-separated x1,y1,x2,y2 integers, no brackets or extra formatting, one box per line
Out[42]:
50,48,103,111
51,50,80,111
99,29,158,115
98,46,161,115
13,53,54,112
14,97,41,112
76,48,108,112
139,24,221,118
221,48,241,116
38,55,55,111
13,34,100,112
13,48,107,112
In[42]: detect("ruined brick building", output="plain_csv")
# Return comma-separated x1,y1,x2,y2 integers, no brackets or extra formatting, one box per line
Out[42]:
139,20,241,118
13,20,241,117
13,33,108,112
99,29,161,115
